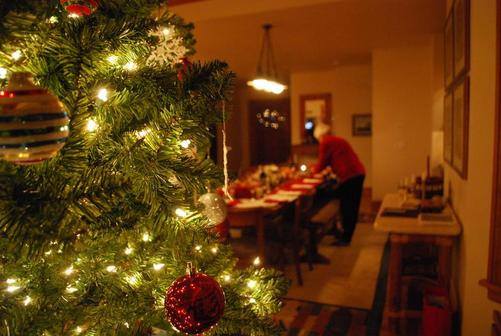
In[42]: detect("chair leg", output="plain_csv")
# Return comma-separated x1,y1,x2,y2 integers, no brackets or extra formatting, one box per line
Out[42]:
291,237,303,286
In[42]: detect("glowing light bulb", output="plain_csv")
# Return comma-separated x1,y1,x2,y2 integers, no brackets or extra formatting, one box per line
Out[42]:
75,326,83,334
142,233,151,242
97,88,109,102
11,50,22,61
211,246,218,254
123,61,138,72
23,296,32,306
153,263,165,271
86,119,98,132
45,250,53,256
6,285,20,293
249,298,257,304
0,68,7,79
247,280,257,289
126,275,138,285
68,13,81,19
66,286,78,294
136,128,150,139
175,208,188,218
253,257,261,266
63,266,74,276
6,278,16,284
223,274,231,282
162,27,172,36
300,164,308,172
247,78,287,95
124,247,133,255
180,139,191,149
49,16,59,24
107,55,118,64
106,265,117,273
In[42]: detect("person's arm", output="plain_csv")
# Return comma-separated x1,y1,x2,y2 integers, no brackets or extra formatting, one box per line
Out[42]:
312,140,330,173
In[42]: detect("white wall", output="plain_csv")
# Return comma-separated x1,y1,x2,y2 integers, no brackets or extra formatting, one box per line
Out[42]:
444,0,501,334
372,38,435,200
290,64,373,187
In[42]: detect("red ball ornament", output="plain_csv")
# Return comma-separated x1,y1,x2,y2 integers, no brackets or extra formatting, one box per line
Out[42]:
60,0,98,16
165,267,225,335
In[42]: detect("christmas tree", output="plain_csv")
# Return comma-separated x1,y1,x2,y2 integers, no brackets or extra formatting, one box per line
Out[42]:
0,1,287,335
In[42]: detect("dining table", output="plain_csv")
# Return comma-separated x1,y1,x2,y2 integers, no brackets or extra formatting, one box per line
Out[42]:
226,174,335,265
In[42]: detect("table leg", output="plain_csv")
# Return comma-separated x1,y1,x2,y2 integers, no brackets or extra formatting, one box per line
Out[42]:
256,211,266,265
384,235,403,333
437,237,453,288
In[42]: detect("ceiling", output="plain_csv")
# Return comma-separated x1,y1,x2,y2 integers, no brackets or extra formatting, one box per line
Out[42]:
170,0,445,83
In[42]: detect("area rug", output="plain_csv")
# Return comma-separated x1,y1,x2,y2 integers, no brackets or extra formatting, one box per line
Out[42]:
275,299,369,336
284,223,388,309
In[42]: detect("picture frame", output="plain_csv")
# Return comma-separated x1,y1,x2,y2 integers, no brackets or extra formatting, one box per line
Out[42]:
444,90,453,164
444,11,454,88
299,93,332,143
352,114,372,137
452,76,469,179
453,0,470,78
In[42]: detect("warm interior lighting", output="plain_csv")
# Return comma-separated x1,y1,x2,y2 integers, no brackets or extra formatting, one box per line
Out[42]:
247,78,287,95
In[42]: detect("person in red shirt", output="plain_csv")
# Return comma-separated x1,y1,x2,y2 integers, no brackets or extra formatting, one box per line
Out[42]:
313,129,366,246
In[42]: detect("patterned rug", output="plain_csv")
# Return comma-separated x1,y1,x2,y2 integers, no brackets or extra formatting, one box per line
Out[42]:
276,299,369,336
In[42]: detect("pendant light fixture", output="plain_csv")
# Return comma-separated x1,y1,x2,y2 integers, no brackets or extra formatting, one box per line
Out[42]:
247,24,287,95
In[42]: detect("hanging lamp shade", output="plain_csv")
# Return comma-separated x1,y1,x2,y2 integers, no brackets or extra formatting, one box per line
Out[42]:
247,24,287,95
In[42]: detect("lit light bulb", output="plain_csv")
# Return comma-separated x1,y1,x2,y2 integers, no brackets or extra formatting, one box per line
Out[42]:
106,265,117,273
66,286,78,294
162,27,172,36
249,297,257,304
44,250,53,256
11,50,22,61
300,164,308,172
75,326,83,334
23,296,32,306
68,13,81,19
0,68,7,79
63,266,74,276
247,78,287,95
86,119,98,132
180,139,191,149
153,263,165,271
6,278,16,284
223,274,231,282
142,233,151,242
194,245,202,252
107,55,118,64
5,285,20,293
48,16,59,24
97,88,109,102
253,257,261,266
247,279,257,289
126,275,138,285
124,247,133,255
211,246,218,254
175,208,188,218
136,128,150,139
123,61,138,72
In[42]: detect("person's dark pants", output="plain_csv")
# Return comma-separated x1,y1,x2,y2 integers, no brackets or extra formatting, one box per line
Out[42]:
338,175,365,242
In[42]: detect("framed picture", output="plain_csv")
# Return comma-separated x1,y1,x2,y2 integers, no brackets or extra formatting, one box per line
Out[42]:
452,77,469,179
299,93,332,143
444,91,453,164
453,0,470,78
352,114,372,136
444,11,454,88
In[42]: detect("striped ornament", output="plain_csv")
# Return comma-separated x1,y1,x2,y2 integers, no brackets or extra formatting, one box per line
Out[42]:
60,0,98,16
0,73,70,165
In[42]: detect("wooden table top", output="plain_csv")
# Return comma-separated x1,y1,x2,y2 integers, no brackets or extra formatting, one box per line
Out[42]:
374,193,462,237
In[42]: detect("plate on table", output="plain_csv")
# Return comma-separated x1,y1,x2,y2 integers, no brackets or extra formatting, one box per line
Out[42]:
302,178,323,184
290,184,315,190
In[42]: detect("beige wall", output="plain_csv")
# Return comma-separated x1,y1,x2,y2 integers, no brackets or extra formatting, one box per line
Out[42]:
444,0,501,334
372,38,435,200
290,65,373,187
